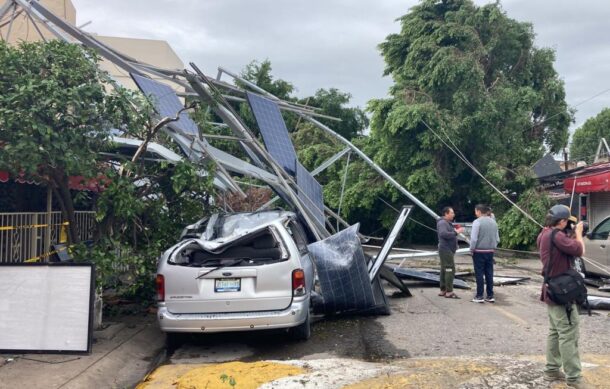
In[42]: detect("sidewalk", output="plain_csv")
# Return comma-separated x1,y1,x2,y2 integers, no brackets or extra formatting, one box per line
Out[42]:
0,315,164,389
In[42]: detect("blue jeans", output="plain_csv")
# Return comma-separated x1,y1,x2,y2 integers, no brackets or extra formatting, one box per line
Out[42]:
473,252,494,298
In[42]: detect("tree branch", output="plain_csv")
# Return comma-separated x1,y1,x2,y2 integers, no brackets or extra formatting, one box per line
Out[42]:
121,102,198,177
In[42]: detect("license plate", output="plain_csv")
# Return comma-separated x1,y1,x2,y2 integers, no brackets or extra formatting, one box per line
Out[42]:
214,278,241,292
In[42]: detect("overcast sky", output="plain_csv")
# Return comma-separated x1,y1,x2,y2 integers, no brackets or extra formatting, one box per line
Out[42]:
72,0,610,132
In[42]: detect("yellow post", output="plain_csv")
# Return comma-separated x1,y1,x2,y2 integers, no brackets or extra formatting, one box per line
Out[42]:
60,221,69,244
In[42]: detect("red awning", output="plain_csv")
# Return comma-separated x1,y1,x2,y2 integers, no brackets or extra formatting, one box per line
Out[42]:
564,169,610,193
0,171,108,192
67,175,110,192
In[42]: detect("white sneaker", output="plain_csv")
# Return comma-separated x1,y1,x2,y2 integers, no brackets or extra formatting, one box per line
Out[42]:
485,297,495,303
471,297,485,303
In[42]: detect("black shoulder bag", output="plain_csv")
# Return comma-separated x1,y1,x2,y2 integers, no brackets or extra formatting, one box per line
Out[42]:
543,229,590,325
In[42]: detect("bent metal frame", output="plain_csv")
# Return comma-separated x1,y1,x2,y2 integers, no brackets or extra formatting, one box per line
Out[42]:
0,0,448,250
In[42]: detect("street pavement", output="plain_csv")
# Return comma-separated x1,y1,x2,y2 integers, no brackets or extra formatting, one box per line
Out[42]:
2,255,609,388
141,255,610,388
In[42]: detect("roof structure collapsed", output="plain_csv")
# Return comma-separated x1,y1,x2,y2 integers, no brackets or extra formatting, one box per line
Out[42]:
0,0,447,254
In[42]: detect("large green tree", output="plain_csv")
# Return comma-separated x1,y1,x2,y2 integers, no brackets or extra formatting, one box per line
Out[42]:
570,108,610,163
0,40,140,243
0,40,216,300
359,0,571,237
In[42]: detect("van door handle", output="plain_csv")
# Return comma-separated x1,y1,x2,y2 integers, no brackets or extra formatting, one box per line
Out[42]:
601,244,606,248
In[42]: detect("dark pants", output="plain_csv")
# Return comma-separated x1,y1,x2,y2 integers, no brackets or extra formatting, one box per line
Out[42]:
473,252,494,298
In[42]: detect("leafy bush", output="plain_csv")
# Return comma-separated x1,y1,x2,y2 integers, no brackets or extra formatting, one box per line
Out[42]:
498,188,551,250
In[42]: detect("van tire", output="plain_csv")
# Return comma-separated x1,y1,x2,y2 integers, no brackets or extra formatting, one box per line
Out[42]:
289,312,311,341
165,332,183,354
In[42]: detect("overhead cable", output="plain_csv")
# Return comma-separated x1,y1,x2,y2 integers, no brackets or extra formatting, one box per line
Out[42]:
423,121,610,274
421,120,543,228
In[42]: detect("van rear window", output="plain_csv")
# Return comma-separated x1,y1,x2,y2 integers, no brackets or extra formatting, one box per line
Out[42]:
169,229,287,267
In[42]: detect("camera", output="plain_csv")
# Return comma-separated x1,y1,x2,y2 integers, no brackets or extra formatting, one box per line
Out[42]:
566,220,589,235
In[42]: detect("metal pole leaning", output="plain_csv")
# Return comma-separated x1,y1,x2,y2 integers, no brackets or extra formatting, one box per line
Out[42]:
0,1,15,24
302,115,441,222
186,65,328,240
259,147,352,211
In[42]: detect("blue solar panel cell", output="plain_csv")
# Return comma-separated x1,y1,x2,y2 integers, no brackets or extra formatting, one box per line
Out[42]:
307,224,376,314
296,163,325,225
246,92,297,176
130,73,200,137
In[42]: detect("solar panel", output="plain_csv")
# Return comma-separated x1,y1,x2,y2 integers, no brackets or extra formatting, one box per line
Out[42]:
130,73,200,137
296,162,325,226
246,92,297,176
307,224,376,314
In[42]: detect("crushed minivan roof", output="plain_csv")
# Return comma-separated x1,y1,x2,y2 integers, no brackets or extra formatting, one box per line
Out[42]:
174,210,295,253
212,211,294,240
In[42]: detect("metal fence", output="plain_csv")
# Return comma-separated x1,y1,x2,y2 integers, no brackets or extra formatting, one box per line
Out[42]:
0,211,96,263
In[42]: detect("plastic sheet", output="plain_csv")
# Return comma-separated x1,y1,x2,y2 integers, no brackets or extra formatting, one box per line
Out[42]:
307,224,379,314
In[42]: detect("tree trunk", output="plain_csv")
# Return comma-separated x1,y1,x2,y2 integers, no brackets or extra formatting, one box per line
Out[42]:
52,172,80,245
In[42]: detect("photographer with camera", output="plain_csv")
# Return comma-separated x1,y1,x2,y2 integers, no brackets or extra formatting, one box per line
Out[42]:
537,205,590,389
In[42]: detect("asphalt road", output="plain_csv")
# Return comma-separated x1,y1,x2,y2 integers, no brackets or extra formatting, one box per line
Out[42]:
164,256,610,364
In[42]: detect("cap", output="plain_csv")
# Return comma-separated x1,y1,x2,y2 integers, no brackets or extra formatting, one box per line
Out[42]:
549,204,571,222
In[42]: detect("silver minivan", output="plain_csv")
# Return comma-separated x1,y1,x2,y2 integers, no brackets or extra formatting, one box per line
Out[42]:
155,211,314,344
582,216,610,277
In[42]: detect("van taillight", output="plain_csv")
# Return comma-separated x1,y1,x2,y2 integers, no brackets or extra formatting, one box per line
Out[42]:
292,269,306,296
156,274,165,302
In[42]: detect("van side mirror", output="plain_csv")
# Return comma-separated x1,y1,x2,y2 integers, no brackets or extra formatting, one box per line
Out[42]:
585,232,592,239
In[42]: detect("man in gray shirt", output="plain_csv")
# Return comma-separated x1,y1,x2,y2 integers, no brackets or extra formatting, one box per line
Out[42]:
469,204,499,303
437,206,464,299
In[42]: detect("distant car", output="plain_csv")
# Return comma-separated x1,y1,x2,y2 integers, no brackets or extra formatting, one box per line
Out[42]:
155,210,314,346
582,216,610,277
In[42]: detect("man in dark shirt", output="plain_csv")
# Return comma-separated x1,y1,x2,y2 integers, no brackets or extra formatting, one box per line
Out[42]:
437,206,463,299
537,205,589,389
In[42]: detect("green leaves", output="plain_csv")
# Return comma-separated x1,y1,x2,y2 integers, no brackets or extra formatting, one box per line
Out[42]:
0,40,149,243
570,108,610,163
0,39,217,281
0,40,136,181
497,188,551,249
364,0,571,235
292,0,572,245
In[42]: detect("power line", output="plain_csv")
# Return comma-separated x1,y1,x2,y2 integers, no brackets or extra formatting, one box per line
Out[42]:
422,120,610,274
421,119,543,228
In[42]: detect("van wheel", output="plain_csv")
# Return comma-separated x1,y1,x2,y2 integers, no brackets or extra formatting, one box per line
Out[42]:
289,312,311,341
165,332,183,354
